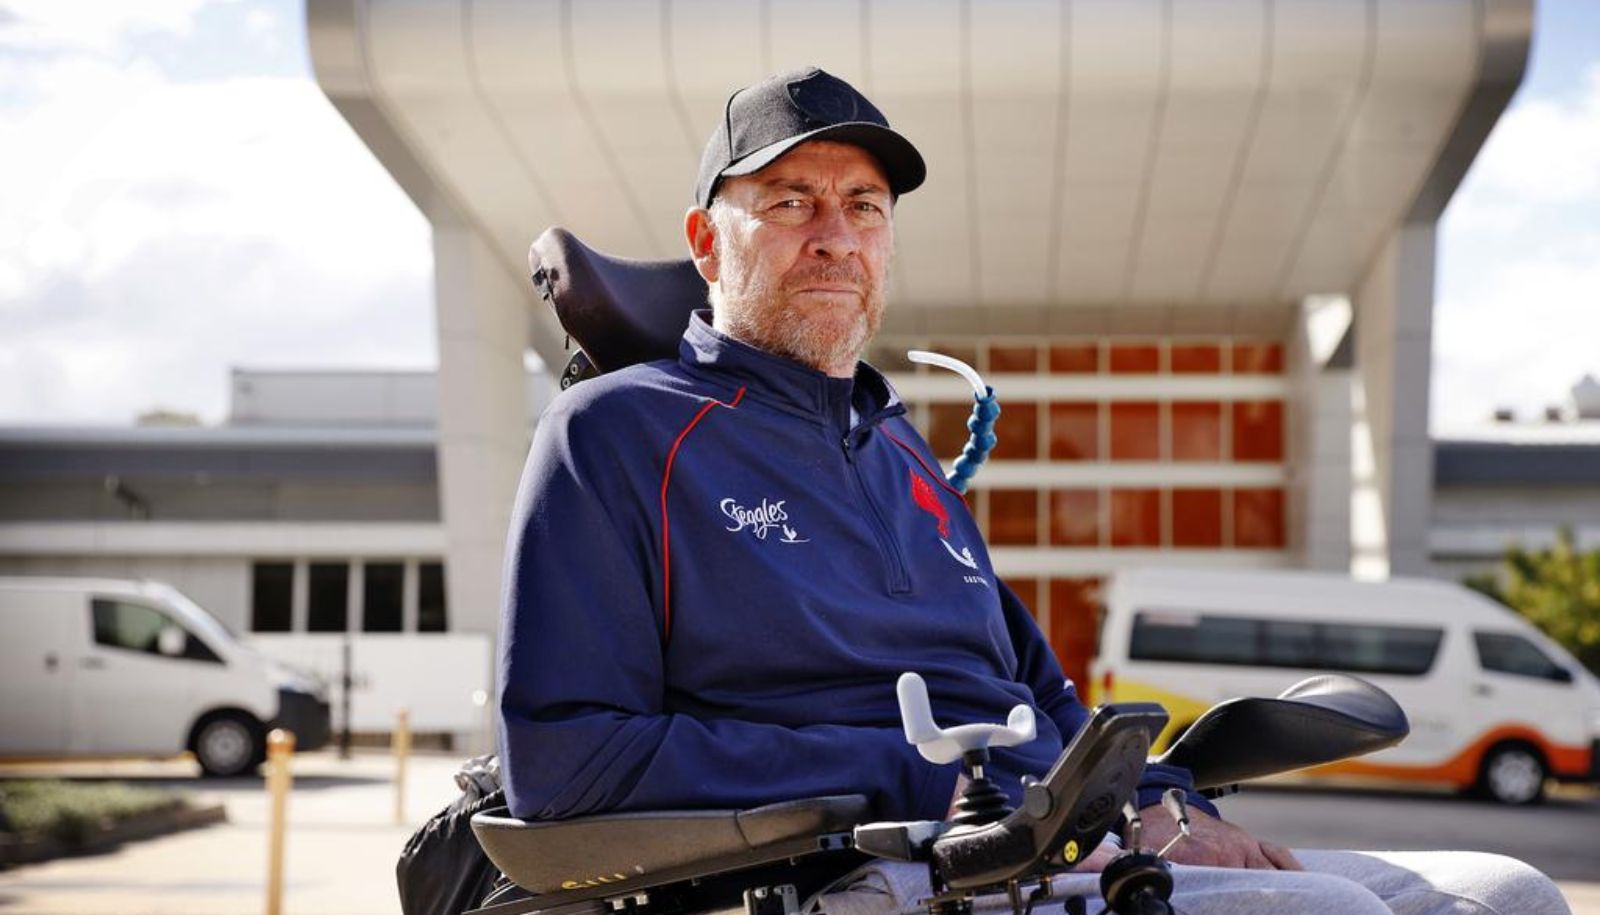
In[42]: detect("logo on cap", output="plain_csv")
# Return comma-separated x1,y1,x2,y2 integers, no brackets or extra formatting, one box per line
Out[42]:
788,72,861,125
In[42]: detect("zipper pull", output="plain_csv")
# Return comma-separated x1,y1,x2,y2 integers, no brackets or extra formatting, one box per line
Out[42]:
841,435,854,463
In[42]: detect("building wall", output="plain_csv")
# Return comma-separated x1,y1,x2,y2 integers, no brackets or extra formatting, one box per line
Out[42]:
0,479,440,523
870,333,1294,686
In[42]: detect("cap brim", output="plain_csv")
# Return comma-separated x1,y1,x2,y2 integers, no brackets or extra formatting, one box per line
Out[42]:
716,122,926,201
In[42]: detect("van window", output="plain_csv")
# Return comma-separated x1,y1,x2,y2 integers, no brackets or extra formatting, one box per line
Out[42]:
91,599,222,663
1473,632,1569,682
1130,611,1443,676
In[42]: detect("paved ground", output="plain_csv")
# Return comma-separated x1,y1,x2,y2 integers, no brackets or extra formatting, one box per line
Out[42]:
0,754,1595,914
0,749,464,915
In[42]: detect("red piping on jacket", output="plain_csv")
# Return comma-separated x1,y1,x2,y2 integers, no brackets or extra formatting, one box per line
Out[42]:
659,386,746,642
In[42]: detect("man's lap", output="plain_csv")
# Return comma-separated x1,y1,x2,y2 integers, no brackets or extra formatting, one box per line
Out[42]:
812,850,1570,915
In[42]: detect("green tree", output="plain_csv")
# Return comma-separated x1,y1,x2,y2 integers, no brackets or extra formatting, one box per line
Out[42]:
1465,527,1600,675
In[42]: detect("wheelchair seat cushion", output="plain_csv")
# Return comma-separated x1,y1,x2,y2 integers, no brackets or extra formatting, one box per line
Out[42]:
471,794,871,898
530,227,708,375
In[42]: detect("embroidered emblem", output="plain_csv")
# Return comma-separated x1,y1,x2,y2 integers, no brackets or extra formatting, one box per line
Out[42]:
910,470,983,576
910,471,951,538
722,498,809,543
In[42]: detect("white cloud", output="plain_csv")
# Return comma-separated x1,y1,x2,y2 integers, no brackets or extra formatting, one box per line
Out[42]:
0,22,434,425
1433,63,1600,431
0,0,211,53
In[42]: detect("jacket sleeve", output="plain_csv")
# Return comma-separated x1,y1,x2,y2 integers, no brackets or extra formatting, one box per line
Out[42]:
497,402,957,822
994,581,1219,819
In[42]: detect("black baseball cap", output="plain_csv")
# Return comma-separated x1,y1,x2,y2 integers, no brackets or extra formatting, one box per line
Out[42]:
694,67,926,208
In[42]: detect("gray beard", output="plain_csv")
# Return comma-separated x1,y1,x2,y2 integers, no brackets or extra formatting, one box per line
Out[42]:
718,297,879,376
711,260,887,376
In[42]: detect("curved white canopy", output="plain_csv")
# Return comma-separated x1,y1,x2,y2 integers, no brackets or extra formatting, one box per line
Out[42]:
310,0,1528,355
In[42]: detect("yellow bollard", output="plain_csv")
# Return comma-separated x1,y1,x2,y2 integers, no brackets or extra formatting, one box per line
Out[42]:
265,728,295,915
393,708,411,826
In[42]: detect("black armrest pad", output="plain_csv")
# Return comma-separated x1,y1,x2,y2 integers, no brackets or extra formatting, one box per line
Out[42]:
472,794,870,897
1155,674,1409,790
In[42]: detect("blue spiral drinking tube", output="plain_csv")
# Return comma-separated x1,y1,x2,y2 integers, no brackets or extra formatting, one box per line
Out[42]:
906,350,999,494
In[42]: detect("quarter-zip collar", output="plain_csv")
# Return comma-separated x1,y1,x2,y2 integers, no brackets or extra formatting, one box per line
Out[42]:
679,309,904,435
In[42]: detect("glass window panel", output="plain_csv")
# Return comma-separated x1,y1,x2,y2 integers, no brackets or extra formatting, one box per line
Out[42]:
1474,632,1568,681
1048,402,1099,461
251,562,293,633
1110,402,1160,461
1132,612,1442,675
307,562,349,633
988,344,1039,373
90,599,220,662
1049,344,1099,374
1232,488,1286,548
1171,489,1223,548
92,599,169,654
1232,400,1284,462
1320,623,1443,675
418,562,448,632
1232,342,1284,374
928,403,972,457
1130,612,1258,664
1170,344,1221,374
362,562,404,633
1049,489,1100,546
1171,402,1223,461
991,402,1039,460
1110,488,1161,547
988,489,1039,545
1261,620,1317,667
1109,344,1160,374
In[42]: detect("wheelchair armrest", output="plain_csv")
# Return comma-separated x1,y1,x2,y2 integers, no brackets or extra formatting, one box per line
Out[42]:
471,794,870,901
1154,674,1410,792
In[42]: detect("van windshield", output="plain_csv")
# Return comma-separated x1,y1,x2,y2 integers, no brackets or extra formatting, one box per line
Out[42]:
1130,610,1444,676
151,585,240,648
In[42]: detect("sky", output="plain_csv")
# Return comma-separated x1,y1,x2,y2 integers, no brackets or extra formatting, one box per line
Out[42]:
0,0,1596,431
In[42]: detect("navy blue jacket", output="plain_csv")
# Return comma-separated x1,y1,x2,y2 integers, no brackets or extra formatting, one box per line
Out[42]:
499,311,1212,823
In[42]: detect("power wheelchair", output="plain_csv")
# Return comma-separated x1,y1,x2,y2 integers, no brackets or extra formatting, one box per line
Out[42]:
455,229,1413,915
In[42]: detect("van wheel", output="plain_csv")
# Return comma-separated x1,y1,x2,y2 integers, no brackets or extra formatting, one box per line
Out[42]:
193,712,265,778
1476,743,1547,805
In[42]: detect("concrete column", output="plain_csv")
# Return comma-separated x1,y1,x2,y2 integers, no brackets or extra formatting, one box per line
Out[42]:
432,223,532,639
1287,297,1353,572
1350,223,1437,579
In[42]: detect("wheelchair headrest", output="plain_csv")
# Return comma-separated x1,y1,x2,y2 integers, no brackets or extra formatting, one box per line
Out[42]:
530,227,708,375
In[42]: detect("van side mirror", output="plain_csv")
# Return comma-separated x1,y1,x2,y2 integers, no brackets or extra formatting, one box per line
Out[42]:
1551,666,1575,684
156,626,187,657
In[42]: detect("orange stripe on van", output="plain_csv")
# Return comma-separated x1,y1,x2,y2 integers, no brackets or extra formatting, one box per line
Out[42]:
1310,725,1593,787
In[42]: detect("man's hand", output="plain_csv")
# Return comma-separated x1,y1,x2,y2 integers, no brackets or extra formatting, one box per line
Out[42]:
1129,805,1300,870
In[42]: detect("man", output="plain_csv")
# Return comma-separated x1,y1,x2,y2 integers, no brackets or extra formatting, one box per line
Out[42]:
499,68,1568,915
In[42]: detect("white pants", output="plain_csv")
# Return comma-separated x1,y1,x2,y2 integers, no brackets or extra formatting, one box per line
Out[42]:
814,849,1571,915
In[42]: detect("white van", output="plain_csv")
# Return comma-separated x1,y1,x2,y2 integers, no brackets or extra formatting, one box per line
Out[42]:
1090,568,1600,804
0,577,330,777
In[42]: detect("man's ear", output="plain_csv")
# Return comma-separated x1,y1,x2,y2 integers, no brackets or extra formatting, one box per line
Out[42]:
685,207,719,284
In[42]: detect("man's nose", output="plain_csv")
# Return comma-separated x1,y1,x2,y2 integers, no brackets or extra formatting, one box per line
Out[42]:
806,203,860,261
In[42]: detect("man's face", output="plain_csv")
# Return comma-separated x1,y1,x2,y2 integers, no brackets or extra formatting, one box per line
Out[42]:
686,141,895,378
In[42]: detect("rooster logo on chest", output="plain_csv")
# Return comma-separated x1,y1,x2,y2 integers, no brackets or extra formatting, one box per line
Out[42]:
910,469,951,538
